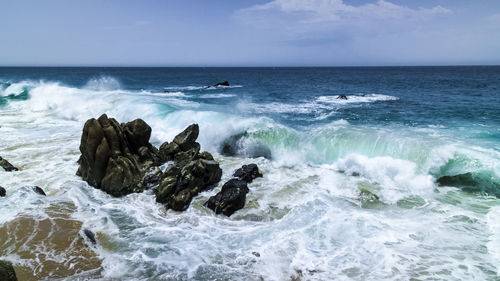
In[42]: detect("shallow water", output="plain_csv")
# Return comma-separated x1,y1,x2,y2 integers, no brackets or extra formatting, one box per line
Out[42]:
0,67,499,280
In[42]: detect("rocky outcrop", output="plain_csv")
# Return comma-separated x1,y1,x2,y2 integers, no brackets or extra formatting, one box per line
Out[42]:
0,156,18,172
156,125,222,211
233,164,262,183
205,179,249,216
0,186,5,197
0,260,17,281
206,164,262,216
77,115,224,211
337,94,347,100
76,114,160,197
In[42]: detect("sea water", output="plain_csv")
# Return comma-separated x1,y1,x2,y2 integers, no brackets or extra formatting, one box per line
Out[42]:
0,67,499,280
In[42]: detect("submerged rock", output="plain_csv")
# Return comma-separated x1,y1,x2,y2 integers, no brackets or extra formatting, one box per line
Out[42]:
437,172,500,197
205,179,249,216
0,156,18,172
0,260,17,281
337,94,348,100
0,186,5,197
33,186,46,196
220,132,272,160
76,114,160,197
233,164,262,183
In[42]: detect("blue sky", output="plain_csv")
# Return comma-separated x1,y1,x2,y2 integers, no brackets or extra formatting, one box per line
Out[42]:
1,0,500,66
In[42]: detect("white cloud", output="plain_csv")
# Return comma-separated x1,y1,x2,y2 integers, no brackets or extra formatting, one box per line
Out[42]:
238,0,452,24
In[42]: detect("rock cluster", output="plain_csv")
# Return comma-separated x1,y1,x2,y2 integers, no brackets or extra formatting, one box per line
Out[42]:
0,156,18,172
77,115,223,212
206,164,262,216
0,186,5,197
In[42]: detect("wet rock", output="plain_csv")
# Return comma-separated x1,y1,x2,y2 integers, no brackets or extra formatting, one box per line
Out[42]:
157,159,222,211
220,132,272,160
252,251,260,257
205,179,249,216
0,186,5,197
33,186,46,196
76,114,159,197
233,164,262,183
337,94,348,100
214,81,229,87
0,260,17,281
83,229,97,244
437,172,500,198
173,124,199,150
0,156,18,172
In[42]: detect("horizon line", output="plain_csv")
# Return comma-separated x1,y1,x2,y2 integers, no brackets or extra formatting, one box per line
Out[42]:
1,64,500,68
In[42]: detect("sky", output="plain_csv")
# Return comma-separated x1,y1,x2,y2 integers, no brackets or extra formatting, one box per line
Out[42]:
1,0,500,66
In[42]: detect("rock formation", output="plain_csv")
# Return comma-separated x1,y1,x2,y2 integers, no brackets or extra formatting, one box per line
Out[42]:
0,260,17,281
76,114,160,197
0,186,5,197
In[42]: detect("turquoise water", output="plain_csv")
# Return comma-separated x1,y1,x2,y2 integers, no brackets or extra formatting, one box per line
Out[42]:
0,67,499,280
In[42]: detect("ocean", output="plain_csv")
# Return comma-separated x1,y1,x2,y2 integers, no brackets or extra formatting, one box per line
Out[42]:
0,66,499,280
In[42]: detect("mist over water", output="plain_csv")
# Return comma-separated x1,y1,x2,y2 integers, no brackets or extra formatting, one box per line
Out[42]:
0,67,499,280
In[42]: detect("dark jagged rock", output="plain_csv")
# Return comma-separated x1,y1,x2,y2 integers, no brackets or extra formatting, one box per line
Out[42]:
437,173,478,187
155,124,222,211
214,81,229,87
233,164,263,183
0,186,5,197
220,132,272,160
33,186,46,196
0,156,18,172
76,114,160,197
83,228,97,244
337,94,348,100
205,179,249,216
157,159,222,211
0,260,17,281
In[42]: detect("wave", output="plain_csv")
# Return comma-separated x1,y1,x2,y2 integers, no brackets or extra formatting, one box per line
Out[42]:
199,93,236,99
84,76,121,91
164,85,243,91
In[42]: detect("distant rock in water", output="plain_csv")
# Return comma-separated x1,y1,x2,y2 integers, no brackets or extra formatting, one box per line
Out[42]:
156,124,222,211
437,172,500,198
205,179,249,216
0,186,5,197
220,132,272,160
233,164,263,183
214,81,229,87
0,260,17,281
337,94,348,100
0,156,18,172
32,186,46,196
76,114,160,197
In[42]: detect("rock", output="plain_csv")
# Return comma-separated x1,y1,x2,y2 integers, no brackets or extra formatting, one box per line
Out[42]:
157,159,222,211
0,186,5,197
205,179,249,216
173,124,199,150
214,81,229,87
437,172,500,197
252,251,260,257
0,156,18,172
33,186,46,196
0,260,17,281
220,132,272,160
337,94,348,100
76,114,159,197
233,164,262,183
83,228,97,244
